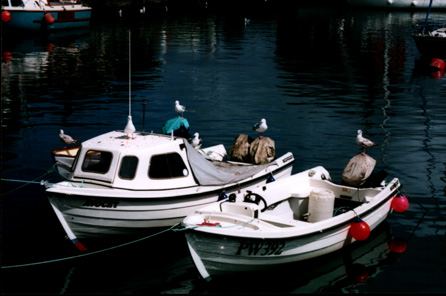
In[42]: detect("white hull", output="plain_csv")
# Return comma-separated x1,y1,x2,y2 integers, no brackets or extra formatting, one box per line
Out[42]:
46,161,293,239
182,167,402,280
346,0,446,9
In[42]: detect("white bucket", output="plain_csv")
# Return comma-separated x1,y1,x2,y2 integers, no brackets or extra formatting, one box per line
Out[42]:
308,188,335,223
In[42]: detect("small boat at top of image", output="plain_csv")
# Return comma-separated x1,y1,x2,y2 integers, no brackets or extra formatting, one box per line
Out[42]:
1,0,92,31
182,153,408,281
412,0,446,57
346,0,446,9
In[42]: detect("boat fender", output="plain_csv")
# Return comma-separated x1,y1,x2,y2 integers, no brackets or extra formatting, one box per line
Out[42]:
350,217,370,241
43,13,55,25
2,10,11,22
391,194,409,212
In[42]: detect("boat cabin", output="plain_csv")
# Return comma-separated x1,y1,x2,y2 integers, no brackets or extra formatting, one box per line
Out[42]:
65,131,199,190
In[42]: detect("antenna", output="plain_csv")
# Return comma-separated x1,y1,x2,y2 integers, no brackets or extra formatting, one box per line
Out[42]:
129,30,131,117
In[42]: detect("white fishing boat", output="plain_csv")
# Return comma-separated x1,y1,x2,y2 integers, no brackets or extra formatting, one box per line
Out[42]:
182,166,406,281
1,0,92,31
44,129,295,246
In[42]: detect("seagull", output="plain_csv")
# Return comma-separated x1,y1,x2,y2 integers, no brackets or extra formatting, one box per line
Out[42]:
175,100,187,118
253,118,268,138
189,132,202,149
356,130,376,153
59,129,78,146
124,115,136,139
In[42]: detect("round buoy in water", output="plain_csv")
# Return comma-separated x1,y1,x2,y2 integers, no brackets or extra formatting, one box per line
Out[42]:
391,194,409,212
430,58,446,71
2,10,11,22
43,13,55,25
350,217,370,241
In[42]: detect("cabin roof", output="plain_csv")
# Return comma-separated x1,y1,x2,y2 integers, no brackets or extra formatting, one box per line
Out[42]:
81,130,184,152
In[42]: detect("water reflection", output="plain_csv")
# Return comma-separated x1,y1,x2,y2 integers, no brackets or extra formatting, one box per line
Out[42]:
2,7,445,293
0,221,405,294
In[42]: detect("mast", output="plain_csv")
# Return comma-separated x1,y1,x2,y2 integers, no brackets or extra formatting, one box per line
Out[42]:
423,0,433,34
129,30,132,117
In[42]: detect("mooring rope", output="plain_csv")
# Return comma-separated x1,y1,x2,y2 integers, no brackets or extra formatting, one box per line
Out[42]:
1,162,88,197
1,223,183,269
1,163,57,196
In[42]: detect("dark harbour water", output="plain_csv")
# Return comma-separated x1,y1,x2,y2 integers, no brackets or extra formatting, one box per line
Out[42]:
1,5,446,294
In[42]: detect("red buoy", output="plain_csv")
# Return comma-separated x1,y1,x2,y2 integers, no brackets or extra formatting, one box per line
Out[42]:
389,237,408,253
391,194,409,213
43,13,55,25
430,58,446,71
2,10,11,22
350,217,370,241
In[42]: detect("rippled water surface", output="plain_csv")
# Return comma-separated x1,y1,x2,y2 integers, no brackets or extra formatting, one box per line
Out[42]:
1,5,446,294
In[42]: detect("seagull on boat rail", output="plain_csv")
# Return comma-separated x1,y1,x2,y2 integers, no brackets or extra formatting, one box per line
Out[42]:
175,100,187,118
189,132,202,149
124,115,136,139
356,130,377,153
59,129,78,146
253,118,268,138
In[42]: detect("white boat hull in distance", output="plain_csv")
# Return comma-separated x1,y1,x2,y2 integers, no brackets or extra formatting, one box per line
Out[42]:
45,133,294,239
182,167,403,280
346,0,446,9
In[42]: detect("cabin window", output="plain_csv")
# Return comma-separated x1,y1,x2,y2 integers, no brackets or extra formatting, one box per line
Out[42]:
148,153,188,179
4,0,24,7
119,156,138,180
81,150,113,174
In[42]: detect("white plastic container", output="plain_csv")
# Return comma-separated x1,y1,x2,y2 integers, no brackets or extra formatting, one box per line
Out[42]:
308,188,335,223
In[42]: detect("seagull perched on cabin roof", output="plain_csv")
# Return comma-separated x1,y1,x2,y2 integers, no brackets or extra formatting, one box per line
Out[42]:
253,118,268,138
175,100,187,118
59,129,78,146
124,115,136,139
356,130,377,154
189,132,202,149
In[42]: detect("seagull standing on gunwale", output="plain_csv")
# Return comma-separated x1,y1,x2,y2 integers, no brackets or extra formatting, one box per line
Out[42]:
356,130,376,153
175,100,187,118
124,115,136,139
189,132,202,149
59,129,78,146
253,118,268,138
